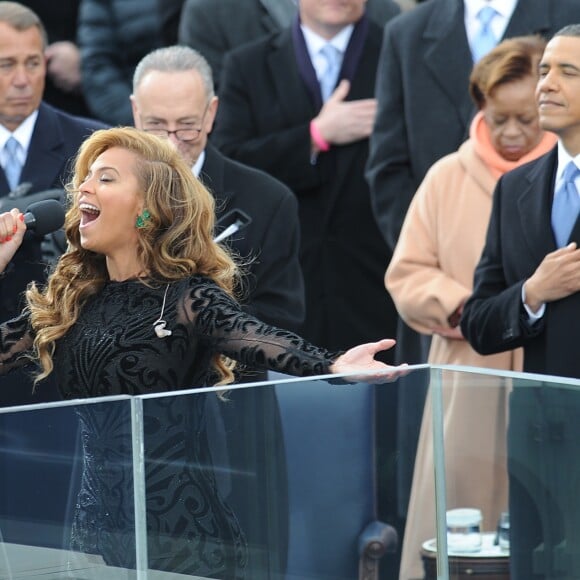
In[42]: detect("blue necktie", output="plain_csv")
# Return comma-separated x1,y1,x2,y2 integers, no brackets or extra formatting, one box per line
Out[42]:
552,161,580,247
319,44,341,102
4,136,22,192
472,6,498,62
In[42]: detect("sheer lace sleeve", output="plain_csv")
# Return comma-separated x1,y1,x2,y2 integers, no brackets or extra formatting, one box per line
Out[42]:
0,313,34,375
180,277,340,376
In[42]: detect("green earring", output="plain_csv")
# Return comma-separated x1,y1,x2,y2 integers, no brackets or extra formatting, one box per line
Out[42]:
136,209,151,229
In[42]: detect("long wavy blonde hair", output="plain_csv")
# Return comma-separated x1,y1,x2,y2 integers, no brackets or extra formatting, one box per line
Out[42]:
26,127,239,386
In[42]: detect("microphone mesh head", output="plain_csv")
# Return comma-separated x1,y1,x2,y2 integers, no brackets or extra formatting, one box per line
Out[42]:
25,199,65,236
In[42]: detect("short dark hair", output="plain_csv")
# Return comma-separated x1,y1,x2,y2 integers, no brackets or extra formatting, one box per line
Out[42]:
469,35,547,110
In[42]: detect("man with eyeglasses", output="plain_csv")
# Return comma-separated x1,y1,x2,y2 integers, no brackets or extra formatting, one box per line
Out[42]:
131,45,305,335
131,45,305,578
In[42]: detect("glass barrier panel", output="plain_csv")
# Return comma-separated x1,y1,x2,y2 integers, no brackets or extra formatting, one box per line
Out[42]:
0,364,434,580
426,366,580,580
0,395,150,579
136,368,428,580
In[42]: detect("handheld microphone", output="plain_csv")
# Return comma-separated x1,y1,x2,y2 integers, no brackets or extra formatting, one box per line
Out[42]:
23,199,65,236
0,188,64,212
213,209,252,243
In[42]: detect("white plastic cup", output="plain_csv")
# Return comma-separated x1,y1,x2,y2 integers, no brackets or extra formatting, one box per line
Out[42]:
446,508,482,553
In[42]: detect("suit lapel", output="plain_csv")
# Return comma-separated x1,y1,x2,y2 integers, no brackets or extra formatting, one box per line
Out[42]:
270,27,318,119
199,145,236,223
342,20,380,101
21,103,67,191
200,145,228,202
339,15,370,88
290,20,322,110
517,148,558,263
423,0,474,132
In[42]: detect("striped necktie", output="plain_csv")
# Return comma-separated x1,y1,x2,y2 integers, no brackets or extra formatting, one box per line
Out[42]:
319,44,341,102
471,5,498,62
4,136,22,191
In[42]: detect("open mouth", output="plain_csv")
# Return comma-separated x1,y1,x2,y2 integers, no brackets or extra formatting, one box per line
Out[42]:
79,202,101,227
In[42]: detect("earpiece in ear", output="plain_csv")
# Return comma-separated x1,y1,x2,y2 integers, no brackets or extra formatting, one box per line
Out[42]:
154,320,172,338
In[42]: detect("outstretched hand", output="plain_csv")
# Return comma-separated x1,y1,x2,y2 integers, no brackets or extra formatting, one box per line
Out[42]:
330,339,407,383
0,209,26,274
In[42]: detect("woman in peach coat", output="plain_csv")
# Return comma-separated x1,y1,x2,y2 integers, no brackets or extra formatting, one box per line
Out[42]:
386,36,557,580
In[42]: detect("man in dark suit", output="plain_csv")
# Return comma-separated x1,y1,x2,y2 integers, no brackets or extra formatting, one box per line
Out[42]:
175,0,400,89
211,8,401,571
0,2,106,404
131,46,305,334
212,0,398,359
130,45,306,576
365,0,580,523
461,25,580,579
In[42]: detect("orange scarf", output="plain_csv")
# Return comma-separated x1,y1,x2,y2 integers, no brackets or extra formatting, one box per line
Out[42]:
470,110,557,180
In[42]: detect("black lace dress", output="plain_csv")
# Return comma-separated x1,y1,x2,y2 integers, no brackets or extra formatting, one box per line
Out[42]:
0,275,339,578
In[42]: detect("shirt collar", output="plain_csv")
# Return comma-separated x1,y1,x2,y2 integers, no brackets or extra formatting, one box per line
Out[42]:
192,149,206,178
300,23,354,63
464,0,517,22
556,141,580,184
0,109,39,153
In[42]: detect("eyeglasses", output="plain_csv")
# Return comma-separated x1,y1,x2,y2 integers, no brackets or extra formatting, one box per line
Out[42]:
141,103,210,142
143,127,203,142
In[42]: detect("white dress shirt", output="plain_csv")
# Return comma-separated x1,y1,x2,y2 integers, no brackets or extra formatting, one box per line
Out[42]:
0,110,38,171
192,149,205,178
300,24,353,86
464,0,517,50
554,142,580,203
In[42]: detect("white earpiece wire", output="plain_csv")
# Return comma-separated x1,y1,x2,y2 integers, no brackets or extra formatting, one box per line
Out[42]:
153,283,172,338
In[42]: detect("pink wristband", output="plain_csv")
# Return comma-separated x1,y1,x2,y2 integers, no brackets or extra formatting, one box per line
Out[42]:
310,120,330,152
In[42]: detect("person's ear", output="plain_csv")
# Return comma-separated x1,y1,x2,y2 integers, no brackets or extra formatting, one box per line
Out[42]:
129,94,140,127
205,96,219,133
